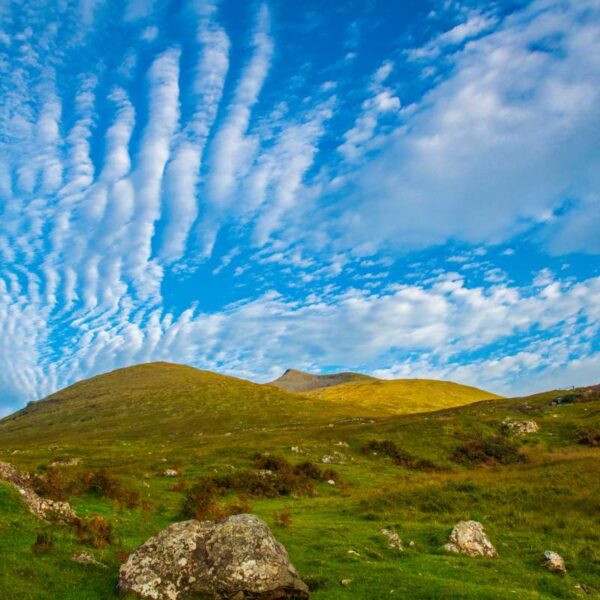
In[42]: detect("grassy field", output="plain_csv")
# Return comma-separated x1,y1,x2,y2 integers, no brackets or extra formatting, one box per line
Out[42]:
0,363,598,599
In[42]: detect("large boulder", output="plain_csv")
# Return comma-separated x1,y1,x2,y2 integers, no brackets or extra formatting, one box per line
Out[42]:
443,520,497,558
118,514,310,599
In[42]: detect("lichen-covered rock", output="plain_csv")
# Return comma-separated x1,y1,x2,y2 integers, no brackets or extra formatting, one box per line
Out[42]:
443,521,497,558
544,551,566,574
0,461,77,523
118,514,310,599
502,419,540,436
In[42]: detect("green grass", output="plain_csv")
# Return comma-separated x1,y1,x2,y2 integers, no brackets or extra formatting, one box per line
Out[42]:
0,363,598,599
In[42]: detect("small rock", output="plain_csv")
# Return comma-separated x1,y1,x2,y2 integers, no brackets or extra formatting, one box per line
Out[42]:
321,452,347,464
502,419,539,435
327,479,336,485
163,469,178,477
340,579,352,587
544,550,566,574
381,528,403,551
443,521,497,558
72,551,106,568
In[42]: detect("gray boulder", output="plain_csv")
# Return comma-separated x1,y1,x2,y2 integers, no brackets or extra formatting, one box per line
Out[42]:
443,520,497,558
118,514,309,599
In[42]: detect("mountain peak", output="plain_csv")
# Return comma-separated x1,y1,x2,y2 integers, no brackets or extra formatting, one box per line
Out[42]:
268,369,375,393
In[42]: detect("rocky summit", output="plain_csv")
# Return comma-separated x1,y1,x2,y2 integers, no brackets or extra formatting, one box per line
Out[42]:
118,514,309,599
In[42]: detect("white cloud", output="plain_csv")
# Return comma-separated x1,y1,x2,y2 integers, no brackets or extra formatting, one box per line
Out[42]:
338,61,400,163
336,0,600,255
160,10,230,264
204,3,272,215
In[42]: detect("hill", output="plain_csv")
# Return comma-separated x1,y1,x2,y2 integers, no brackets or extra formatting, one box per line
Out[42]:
304,377,502,416
0,362,495,451
268,368,374,392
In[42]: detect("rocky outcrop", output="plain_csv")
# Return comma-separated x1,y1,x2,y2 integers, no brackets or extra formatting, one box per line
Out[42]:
544,551,566,574
502,419,539,436
443,521,497,558
0,461,77,523
118,514,310,599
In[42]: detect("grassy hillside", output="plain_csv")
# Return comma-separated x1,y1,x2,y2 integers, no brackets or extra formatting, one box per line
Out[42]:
304,378,501,416
0,364,598,599
0,363,494,454
268,369,375,393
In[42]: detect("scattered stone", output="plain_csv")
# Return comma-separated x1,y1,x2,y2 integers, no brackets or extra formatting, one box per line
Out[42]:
327,479,336,486
502,419,539,436
443,521,497,558
544,551,566,574
408,541,415,548
72,551,107,568
321,452,347,465
0,461,77,523
118,514,309,599
335,441,349,448
163,469,178,477
340,579,352,587
51,458,81,467
381,528,403,551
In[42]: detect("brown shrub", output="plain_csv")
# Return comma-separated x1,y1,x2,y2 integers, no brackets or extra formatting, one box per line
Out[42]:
180,477,221,520
273,507,292,528
579,427,600,447
363,440,438,471
170,480,188,492
452,435,526,466
75,515,113,548
31,531,53,554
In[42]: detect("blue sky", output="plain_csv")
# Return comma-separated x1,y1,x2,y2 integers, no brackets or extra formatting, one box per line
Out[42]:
0,0,599,413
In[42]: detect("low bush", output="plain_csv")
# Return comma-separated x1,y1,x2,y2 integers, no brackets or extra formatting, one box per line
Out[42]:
75,515,113,548
32,468,141,509
273,507,292,528
578,427,600,447
363,440,438,471
181,455,335,518
180,477,221,520
31,530,53,554
453,435,526,466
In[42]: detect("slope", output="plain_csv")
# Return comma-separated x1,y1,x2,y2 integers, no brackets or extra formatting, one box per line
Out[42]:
0,363,497,451
304,377,502,416
0,362,353,448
